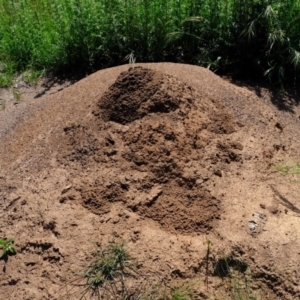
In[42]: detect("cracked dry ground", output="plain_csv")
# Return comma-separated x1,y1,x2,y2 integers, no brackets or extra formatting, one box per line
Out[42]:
1,63,300,299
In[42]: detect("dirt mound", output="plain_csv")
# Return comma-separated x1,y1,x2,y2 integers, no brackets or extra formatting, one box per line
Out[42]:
58,67,245,234
1,63,300,299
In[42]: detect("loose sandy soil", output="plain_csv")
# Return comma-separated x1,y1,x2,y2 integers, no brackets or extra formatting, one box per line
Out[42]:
1,63,300,299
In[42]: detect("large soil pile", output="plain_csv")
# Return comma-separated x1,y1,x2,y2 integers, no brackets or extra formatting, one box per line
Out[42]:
59,66,240,235
1,63,300,300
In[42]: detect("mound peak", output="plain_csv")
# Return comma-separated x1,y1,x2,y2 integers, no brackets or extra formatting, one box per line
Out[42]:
98,66,186,124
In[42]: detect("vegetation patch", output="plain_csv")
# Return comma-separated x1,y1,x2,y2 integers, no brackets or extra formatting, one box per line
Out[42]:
0,238,16,260
1,0,300,86
62,242,200,300
61,242,265,300
273,163,300,176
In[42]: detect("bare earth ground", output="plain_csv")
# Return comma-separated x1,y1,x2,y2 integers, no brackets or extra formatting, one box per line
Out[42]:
1,63,300,299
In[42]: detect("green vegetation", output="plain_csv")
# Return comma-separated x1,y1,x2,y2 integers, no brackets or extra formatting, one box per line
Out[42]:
272,163,300,184
82,243,132,298
171,286,195,300
12,88,22,101
0,101,6,110
1,0,300,87
0,238,16,259
65,242,198,300
63,242,263,300
273,163,300,176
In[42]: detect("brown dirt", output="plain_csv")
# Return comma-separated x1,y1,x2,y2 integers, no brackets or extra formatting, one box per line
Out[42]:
1,63,300,299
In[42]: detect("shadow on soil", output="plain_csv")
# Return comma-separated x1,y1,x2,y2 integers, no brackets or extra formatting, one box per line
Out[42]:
227,77,300,113
34,73,86,99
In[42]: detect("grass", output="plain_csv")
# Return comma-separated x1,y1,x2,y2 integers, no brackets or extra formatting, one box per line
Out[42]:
171,285,196,300
61,241,199,300
79,243,133,299
272,163,300,184
272,163,300,176
61,242,265,300
0,0,300,87
21,69,44,87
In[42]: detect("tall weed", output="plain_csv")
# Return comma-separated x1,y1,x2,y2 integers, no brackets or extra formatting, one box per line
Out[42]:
0,0,300,86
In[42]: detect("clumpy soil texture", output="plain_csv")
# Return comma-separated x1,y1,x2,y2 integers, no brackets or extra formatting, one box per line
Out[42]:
99,66,180,124
1,64,300,299
59,67,243,234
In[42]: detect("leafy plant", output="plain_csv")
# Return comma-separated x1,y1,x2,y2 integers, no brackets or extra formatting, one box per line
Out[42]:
0,238,16,259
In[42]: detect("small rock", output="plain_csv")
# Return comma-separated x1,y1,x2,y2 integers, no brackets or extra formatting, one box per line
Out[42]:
214,170,222,177
61,185,72,194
